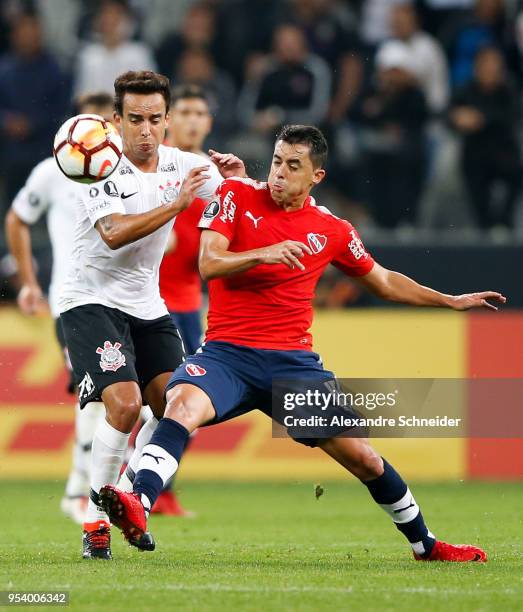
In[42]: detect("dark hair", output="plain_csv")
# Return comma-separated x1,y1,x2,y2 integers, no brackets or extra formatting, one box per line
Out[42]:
275,124,328,168
114,70,171,115
171,83,209,106
74,92,114,114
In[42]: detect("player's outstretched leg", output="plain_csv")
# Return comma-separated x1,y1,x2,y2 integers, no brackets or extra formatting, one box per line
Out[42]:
101,384,213,549
319,437,487,562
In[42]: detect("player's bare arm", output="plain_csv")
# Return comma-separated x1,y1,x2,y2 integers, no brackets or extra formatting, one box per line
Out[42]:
5,208,45,314
199,229,312,280
356,262,506,311
95,166,210,249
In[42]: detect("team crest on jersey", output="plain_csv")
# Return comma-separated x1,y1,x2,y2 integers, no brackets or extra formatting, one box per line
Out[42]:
307,232,327,254
159,179,180,204
185,363,207,377
96,341,126,372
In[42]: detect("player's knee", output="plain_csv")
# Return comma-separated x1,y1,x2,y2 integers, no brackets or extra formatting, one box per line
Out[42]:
354,445,383,480
164,386,210,432
105,397,142,433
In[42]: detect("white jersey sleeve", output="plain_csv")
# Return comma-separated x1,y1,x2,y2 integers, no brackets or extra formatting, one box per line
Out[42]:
178,150,223,201
11,158,55,224
82,178,126,226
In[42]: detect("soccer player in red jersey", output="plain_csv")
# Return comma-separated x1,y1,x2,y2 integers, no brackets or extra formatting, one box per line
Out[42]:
101,125,505,562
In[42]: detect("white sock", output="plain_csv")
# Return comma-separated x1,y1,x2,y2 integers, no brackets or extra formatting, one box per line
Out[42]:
136,444,180,513
140,405,154,421
378,488,420,524
378,488,436,555
85,418,130,523
118,415,159,492
65,402,105,498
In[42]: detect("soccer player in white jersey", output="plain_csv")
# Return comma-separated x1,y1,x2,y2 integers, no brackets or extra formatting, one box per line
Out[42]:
57,70,245,559
5,93,116,525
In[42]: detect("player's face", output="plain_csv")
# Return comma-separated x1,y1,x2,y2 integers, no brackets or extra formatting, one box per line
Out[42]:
114,92,169,163
168,97,212,151
268,140,325,207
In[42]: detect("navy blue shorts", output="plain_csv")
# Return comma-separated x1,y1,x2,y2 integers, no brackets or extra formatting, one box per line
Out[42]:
166,341,351,447
169,310,202,356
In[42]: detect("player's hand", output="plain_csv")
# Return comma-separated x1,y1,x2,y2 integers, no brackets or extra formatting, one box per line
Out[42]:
209,150,247,178
176,166,211,211
450,291,507,311
260,240,312,271
17,283,45,315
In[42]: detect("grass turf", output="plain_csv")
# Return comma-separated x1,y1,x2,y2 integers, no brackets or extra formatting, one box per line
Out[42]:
0,480,522,611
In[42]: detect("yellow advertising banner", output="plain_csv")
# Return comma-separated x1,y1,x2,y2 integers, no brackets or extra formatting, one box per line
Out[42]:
0,307,465,481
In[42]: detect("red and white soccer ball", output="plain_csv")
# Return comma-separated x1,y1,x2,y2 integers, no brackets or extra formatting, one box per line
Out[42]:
53,114,123,184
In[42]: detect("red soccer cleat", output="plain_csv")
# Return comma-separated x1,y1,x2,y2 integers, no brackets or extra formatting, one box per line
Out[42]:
82,520,112,560
98,485,155,551
151,490,195,517
414,540,487,562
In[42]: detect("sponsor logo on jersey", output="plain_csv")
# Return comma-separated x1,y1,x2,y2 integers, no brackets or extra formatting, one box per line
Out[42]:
104,181,119,197
119,165,133,175
89,186,99,198
159,179,180,204
159,162,176,172
307,232,327,254
203,199,220,220
348,229,367,260
220,190,236,223
121,191,138,200
96,341,126,372
185,363,207,376
245,211,263,228
78,372,95,400
88,199,110,214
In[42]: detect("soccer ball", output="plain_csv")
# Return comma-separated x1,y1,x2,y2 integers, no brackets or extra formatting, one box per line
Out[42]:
53,114,123,184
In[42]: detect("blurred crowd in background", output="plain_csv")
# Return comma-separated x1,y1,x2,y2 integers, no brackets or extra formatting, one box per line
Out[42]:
0,0,523,248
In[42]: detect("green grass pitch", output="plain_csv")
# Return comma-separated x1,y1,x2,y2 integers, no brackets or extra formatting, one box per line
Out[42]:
1,480,522,611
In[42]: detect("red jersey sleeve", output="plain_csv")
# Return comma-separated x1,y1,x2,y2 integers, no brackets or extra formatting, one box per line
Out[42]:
331,220,375,277
198,179,243,242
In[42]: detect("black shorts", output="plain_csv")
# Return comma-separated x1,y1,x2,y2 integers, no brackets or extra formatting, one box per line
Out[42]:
54,318,75,394
60,304,185,409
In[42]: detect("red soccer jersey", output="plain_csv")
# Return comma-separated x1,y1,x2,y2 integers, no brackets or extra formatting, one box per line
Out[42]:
159,198,206,312
198,178,375,350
